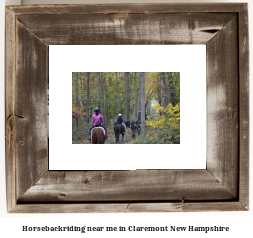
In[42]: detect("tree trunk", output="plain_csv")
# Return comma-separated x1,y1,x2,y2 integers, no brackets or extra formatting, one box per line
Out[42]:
140,72,145,138
138,73,141,114
145,90,153,115
72,73,75,103
124,72,128,121
80,73,85,107
86,72,90,123
161,72,166,115
97,72,100,108
156,73,161,116
103,75,108,124
133,72,137,120
100,72,104,115
107,91,109,124
75,72,79,107
128,72,131,120
116,72,119,117
75,117,79,130
149,100,152,115
168,72,176,106
80,76,83,106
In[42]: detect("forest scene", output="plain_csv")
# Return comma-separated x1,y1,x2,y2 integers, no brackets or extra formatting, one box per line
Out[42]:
72,72,180,144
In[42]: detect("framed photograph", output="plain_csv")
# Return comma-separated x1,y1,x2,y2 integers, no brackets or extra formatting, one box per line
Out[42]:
49,45,206,170
5,3,249,213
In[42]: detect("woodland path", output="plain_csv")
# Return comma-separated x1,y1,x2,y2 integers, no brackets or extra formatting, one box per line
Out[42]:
72,128,135,144
106,136,133,144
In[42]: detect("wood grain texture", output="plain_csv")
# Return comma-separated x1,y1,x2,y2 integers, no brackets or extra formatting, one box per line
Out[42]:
16,13,236,45
7,3,246,15
18,170,236,202
206,16,239,198
5,7,16,212
5,3,249,213
10,202,247,213
125,202,248,213
15,20,48,200
238,4,249,209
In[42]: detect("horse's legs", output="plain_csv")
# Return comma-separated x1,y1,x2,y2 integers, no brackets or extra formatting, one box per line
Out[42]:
114,126,119,143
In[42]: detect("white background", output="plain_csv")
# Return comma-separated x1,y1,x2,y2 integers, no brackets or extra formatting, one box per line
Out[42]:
0,0,252,237
49,45,206,170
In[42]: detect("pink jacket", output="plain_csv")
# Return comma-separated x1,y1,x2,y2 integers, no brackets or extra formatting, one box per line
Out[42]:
92,114,103,126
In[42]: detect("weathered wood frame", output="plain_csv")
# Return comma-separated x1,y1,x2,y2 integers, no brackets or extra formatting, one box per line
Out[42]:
5,4,249,213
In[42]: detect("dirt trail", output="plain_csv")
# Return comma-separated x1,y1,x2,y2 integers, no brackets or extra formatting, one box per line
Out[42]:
104,128,134,144
72,129,135,144
106,136,133,144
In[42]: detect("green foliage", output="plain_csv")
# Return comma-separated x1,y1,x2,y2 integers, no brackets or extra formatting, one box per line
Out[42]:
145,103,180,144
72,72,180,144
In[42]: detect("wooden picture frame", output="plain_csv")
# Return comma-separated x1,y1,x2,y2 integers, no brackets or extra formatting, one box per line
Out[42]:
5,3,249,213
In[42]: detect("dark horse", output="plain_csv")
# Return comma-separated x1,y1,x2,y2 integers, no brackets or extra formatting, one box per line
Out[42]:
91,127,107,144
114,120,130,143
124,120,130,128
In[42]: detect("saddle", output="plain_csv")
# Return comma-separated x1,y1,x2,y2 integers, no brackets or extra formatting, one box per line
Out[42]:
121,123,126,132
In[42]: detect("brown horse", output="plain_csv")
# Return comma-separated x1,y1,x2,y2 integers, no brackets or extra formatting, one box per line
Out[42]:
91,127,107,144
135,120,141,136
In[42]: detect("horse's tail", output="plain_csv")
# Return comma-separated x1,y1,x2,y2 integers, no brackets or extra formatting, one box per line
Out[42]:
91,127,106,144
114,124,121,142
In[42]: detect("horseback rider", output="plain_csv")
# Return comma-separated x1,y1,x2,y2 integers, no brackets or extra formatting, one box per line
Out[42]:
114,114,126,132
137,111,148,121
88,107,107,140
138,111,141,120
117,114,123,124
131,120,136,137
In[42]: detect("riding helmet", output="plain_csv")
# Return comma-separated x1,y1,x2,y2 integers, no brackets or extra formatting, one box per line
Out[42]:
94,107,99,112
118,114,122,117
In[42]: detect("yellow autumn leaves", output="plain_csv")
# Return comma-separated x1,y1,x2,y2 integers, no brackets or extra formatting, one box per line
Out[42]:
146,103,180,129
145,103,180,143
